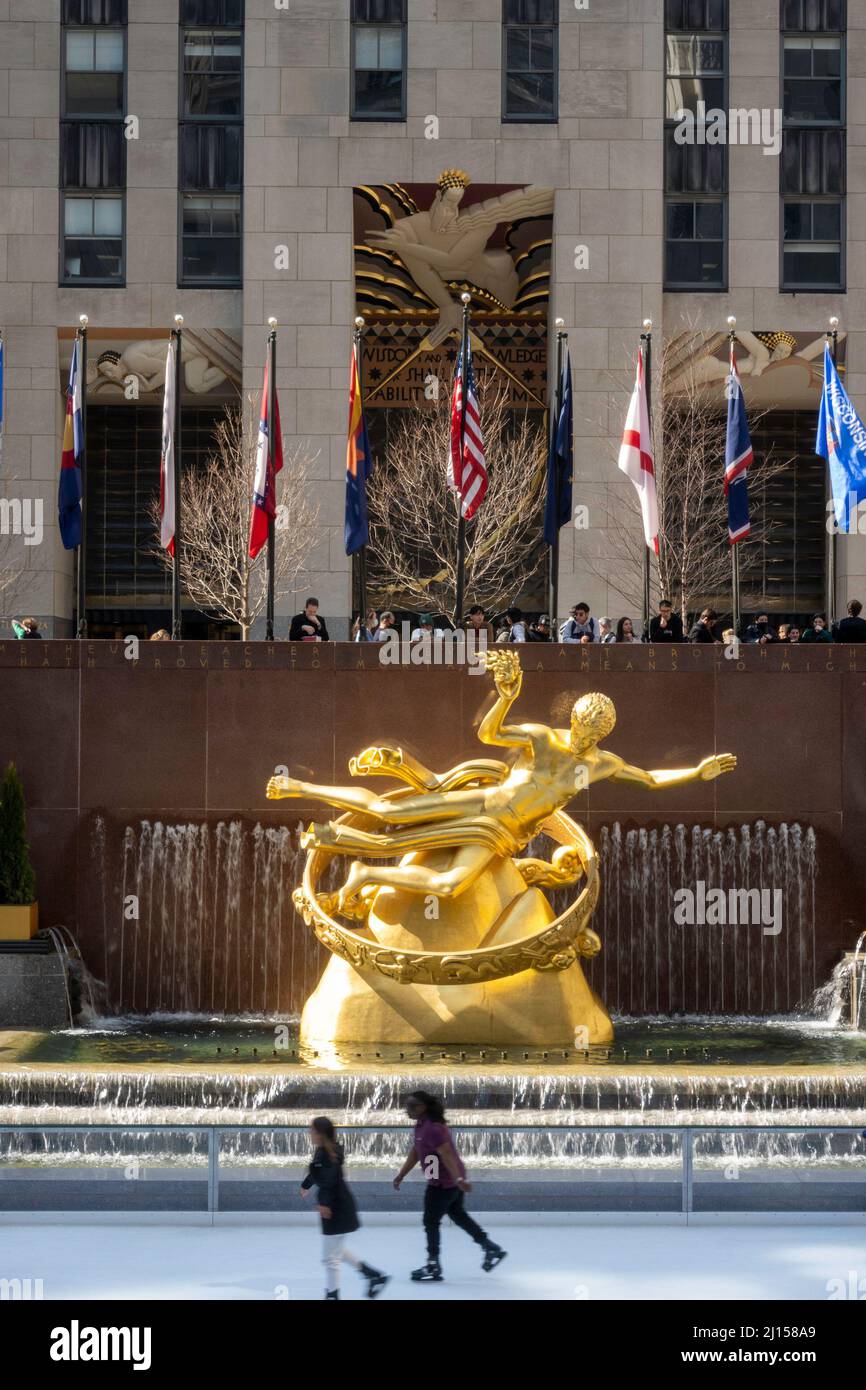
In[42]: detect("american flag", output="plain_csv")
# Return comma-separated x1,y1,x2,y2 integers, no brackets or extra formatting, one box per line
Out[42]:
448,338,487,520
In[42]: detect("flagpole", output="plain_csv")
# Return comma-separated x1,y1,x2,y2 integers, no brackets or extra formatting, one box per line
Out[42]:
549,318,566,629
727,315,741,633
77,315,88,639
171,315,183,640
353,315,368,632
640,318,653,639
266,318,277,641
454,292,471,624
826,315,839,624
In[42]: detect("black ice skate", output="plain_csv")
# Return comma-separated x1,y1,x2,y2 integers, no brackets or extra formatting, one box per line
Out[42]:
411,1258,443,1282
481,1242,507,1272
359,1262,390,1298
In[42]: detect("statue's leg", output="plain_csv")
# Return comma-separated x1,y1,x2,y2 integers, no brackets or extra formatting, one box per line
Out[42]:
268,776,483,826
338,844,494,912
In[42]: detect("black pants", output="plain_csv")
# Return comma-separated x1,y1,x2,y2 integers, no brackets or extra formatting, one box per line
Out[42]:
423,1184,488,1260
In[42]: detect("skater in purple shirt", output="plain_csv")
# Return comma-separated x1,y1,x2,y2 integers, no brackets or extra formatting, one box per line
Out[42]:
392,1090,507,1283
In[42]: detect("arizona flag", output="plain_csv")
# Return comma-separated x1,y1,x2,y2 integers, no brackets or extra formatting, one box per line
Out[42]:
345,344,371,555
159,337,177,554
249,356,283,560
724,343,752,544
58,338,84,550
617,347,659,554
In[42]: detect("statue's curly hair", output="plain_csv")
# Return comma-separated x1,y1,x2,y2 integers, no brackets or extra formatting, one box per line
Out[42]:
571,692,616,743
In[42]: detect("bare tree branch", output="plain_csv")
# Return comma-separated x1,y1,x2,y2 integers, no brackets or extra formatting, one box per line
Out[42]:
365,378,547,621
149,397,320,638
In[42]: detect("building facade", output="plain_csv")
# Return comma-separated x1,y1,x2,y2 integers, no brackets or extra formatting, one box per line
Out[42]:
1,0,865,638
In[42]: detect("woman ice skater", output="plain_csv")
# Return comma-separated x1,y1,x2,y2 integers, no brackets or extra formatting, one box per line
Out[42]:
393,1090,507,1283
301,1116,389,1300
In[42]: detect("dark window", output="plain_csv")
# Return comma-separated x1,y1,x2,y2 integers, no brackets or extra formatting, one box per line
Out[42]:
61,121,125,188
783,35,843,122
352,0,406,120
63,0,127,22
664,0,728,290
781,127,844,193
62,193,124,283
665,0,727,28
181,194,242,283
181,123,243,191
181,0,243,21
745,411,827,615
782,198,843,287
64,28,124,116
183,28,243,116
503,0,557,122
781,0,845,31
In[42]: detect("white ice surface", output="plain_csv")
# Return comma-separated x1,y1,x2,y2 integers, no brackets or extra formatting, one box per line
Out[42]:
2,1218,865,1301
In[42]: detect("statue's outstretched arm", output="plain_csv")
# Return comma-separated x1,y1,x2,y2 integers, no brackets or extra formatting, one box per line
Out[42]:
611,753,737,789
477,650,533,751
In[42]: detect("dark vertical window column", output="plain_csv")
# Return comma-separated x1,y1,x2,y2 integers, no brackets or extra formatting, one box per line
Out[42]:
781,0,846,291
502,0,558,123
60,0,127,285
351,0,407,121
663,0,728,290
179,0,244,287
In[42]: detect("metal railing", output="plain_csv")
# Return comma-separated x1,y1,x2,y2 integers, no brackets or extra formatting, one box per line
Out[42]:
1,1123,864,1218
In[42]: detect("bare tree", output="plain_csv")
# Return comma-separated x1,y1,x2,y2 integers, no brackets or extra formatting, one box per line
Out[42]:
365,378,547,620
586,333,793,629
150,398,320,638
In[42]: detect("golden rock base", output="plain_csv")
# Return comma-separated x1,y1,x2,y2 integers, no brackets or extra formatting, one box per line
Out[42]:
300,850,613,1047
0,902,38,941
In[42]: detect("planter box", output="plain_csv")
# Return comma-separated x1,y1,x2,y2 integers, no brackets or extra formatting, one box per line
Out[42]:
0,902,38,941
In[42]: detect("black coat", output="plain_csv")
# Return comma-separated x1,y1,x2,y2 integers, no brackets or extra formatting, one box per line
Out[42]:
687,621,718,643
648,613,683,643
834,616,866,642
301,1144,360,1236
290,611,330,642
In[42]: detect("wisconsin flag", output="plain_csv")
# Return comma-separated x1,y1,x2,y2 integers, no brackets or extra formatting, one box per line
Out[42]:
159,337,176,555
249,356,283,560
724,343,752,544
58,338,84,550
617,347,659,554
816,342,866,532
345,345,371,555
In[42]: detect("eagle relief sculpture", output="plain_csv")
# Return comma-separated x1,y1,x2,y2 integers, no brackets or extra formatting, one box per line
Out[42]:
267,650,736,1048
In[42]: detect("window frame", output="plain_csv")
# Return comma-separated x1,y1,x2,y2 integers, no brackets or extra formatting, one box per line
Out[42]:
501,0,559,125
780,193,845,292
781,32,845,126
59,10,127,287
663,6,729,292
350,0,407,124
60,189,127,288
177,14,244,289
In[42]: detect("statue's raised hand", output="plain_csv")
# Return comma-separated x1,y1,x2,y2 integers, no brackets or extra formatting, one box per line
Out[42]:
697,753,737,781
480,647,522,699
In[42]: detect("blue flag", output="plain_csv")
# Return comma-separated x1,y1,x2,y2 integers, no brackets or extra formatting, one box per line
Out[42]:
816,343,866,532
58,339,84,550
724,344,752,544
543,344,573,546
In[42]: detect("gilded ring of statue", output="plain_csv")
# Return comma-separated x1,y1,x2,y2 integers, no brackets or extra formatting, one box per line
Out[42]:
293,802,601,987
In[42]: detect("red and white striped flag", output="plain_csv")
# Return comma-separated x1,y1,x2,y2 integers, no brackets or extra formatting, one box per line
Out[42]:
159,337,176,555
248,356,283,559
448,338,487,520
617,346,659,555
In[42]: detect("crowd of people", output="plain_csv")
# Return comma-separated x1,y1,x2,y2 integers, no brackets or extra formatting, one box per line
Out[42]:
11,597,866,646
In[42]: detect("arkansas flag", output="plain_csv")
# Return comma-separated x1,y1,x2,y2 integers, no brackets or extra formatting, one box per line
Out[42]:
249,357,283,559
724,343,752,544
58,338,84,550
617,347,659,555
159,337,176,554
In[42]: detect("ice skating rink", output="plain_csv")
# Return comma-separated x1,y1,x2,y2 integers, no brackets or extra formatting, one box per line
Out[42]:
3,1218,865,1300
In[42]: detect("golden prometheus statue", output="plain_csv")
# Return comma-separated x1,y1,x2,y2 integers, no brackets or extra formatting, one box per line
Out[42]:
267,650,736,1048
